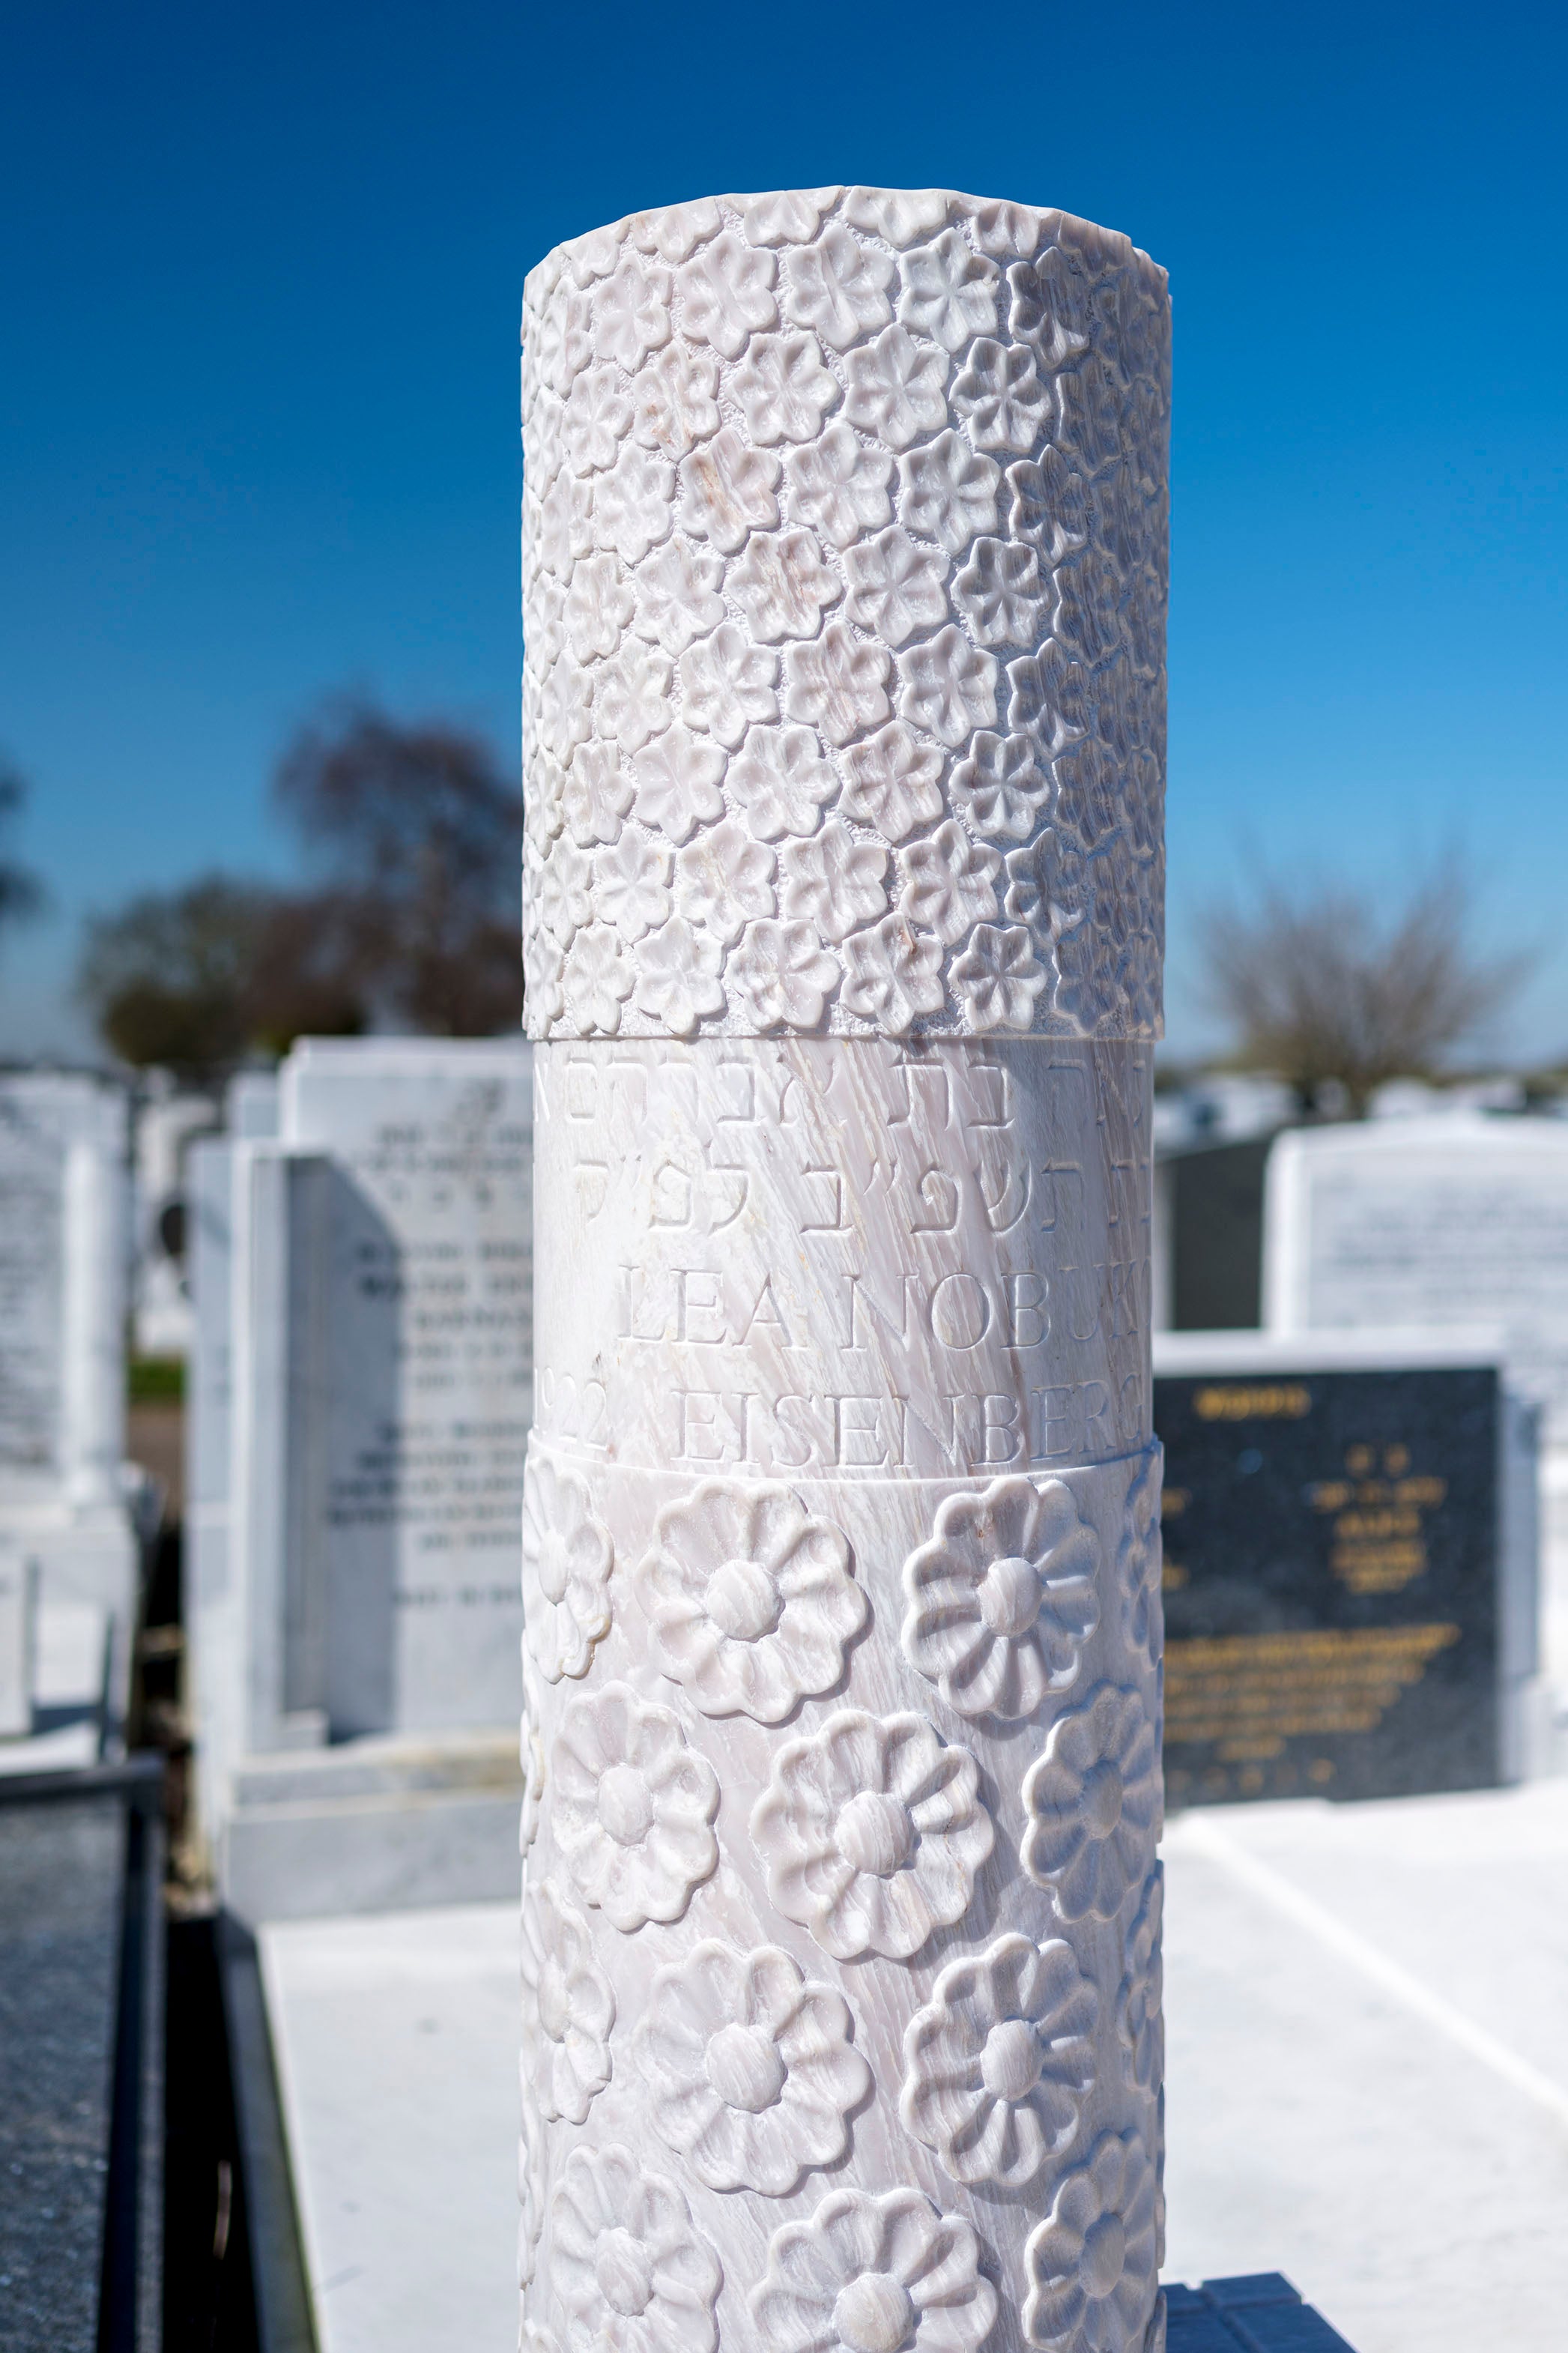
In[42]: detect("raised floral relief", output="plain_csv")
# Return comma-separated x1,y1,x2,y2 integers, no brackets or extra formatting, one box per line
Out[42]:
1020,1683,1160,1920
902,1475,1099,1719
898,229,998,352
951,730,1050,840
632,725,725,842
680,426,781,553
784,623,893,749
739,187,843,247
632,341,721,457
563,364,631,474
595,831,672,943
521,1452,614,1683
950,923,1047,1033
727,918,841,1029
594,257,672,372
677,229,777,356
633,535,724,653
518,2094,545,2290
1006,249,1094,370
596,641,672,756
900,1932,1096,2186
563,740,634,848
552,2143,722,2353
783,223,895,350
629,194,723,264
679,623,778,747
1020,2130,1159,2352
844,185,950,245
895,628,998,748
751,1708,993,1960
635,1939,871,2194
519,1673,545,1861
594,443,673,567
952,536,1047,649
1007,450,1090,564
951,339,1050,454
729,528,841,643
563,925,633,1033
553,1682,720,1930
520,1877,614,2123
733,332,842,446
843,525,948,647
840,916,945,1031
632,916,725,1036
565,553,635,666
836,721,944,840
897,430,1000,555
1120,1447,1163,1658
897,822,999,946
635,1479,865,1720
1118,1865,1163,2093
844,324,948,450
675,819,777,943
779,822,889,942
785,425,894,550
729,724,838,841
751,2186,997,2353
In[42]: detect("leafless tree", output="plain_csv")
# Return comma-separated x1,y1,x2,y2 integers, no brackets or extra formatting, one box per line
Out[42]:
1199,857,1534,1115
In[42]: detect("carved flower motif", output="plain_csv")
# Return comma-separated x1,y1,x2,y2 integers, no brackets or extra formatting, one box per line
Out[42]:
952,338,1049,455
635,1939,871,2194
521,1452,614,1682
729,528,841,643
564,364,632,474
1053,549,1124,668
680,426,781,553
629,196,723,264
843,186,950,245
837,721,944,840
634,535,725,653
778,818,889,940
952,537,1047,650
518,2095,545,2289
784,622,892,746
734,330,842,445
951,731,1050,840
566,220,626,287
519,1671,545,1861
901,1933,1095,2189
565,552,635,665
1118,1866,1163,2093
594,443,674,566
554,1682,720,1930
1054,351,1124,477
539,653,590,764
597,641,673,755
1021,2130,1159,2352
951,923,1047,1032
632,916,725,1036
1006,249,1095,371
596,830,672,943
636,1479,865,1720
902,1475,1099,1720
1050,736,1123,854
553,2143,721,2353
537,465,595,578
785,424,894,549
1005,640,1090,752
729,722,837,840
632,724,726,842
844,324,948,450
895,626,998,747
524,926,564,1030
897,429,1000,555
521,2325,562,2353
727,918,841,1030
594,258,671,371
751,1708,993,1960
1120,1449,1163,1658
538,838,593,945
563,740,634,848
740,187,843,247
840,916,945,1031
676,819,777,943
1006,448,1091,564
898,229,998,352
632,340,721,457
677,229,778,356
783,224,895,350
521,1877,614,2124
843,525,948,647
680,623,779,746
963,196,1044,259
1020,1683,1160,1920
751,2186,996,2353
897,821,999,945
563,925,634,1034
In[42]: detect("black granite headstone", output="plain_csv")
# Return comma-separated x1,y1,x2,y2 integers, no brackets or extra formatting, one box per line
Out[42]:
1155,1364,1505,1806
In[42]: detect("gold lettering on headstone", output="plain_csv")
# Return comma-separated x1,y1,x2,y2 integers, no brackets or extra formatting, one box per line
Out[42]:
1165,1623,1461,1760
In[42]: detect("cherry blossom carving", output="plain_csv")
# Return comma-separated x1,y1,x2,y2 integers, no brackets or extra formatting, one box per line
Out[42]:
729,528,841,643
734,331,842,445
1020,2130,1159,2352
729,723,838,840
740,187,843,246
679,624,778,747
632,915,725,1035
553,1682,720,1931
521,1877,614,2124
963,196,1044,259
1005,640,1090,752
538,838,593,944
779,821,889,941
900,1933,1097,2184
844,324,949,450
553,2144,722,2353
596,831,671,943
565,552,635,665
1020,1683,1160,1920
1053,549,1124,668
1120,1448,1163,1658
634,535,725,653
524,928,565,1030
952,339,1050,455
1055,351,1126,477
563,925,633,1033
635,1478,865,1720
597,641,672,755
896,626,998,747
843,186,950,245
951,923,1047,1032
632,724,726,842
632,341,721,457
785,424,894,549
564,364,632,474
840,915,945,1031
1007,449,1091,564
897,822,1000,945
676,819,776,943
629,196,723,264
951,731,1050,841
898,229,998,352
836,721,944,840
784,622,892,746
677,228,777,356
897,429,1001,555
952,537,1047,649
843,525,948,646
783,224,895,350
1118,1866,1163,2093
634,1939,871,2193
594,258,671,371
595,444,673,565
567,220,626,287
902,1475,1099,1719
1006,249,1095,371
680,426,781,553
539,653,590,764
751,2187,997,2353
560,740,632,849
522,1452,614,1682
751,1708,993,1960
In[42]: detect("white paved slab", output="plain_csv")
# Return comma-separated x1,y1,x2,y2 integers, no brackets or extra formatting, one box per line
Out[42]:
260,1904,518,2353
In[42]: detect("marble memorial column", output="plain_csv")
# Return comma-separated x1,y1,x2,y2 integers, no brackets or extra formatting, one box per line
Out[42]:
521,189,1169,2353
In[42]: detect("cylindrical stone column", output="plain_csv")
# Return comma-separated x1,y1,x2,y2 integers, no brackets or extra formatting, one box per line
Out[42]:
521,188,1169,2353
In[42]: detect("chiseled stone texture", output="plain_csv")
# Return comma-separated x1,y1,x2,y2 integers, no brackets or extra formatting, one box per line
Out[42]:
522,188,1169,1043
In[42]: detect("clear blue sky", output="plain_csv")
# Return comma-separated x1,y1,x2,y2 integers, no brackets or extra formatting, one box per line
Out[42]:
1,0,1564,1060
